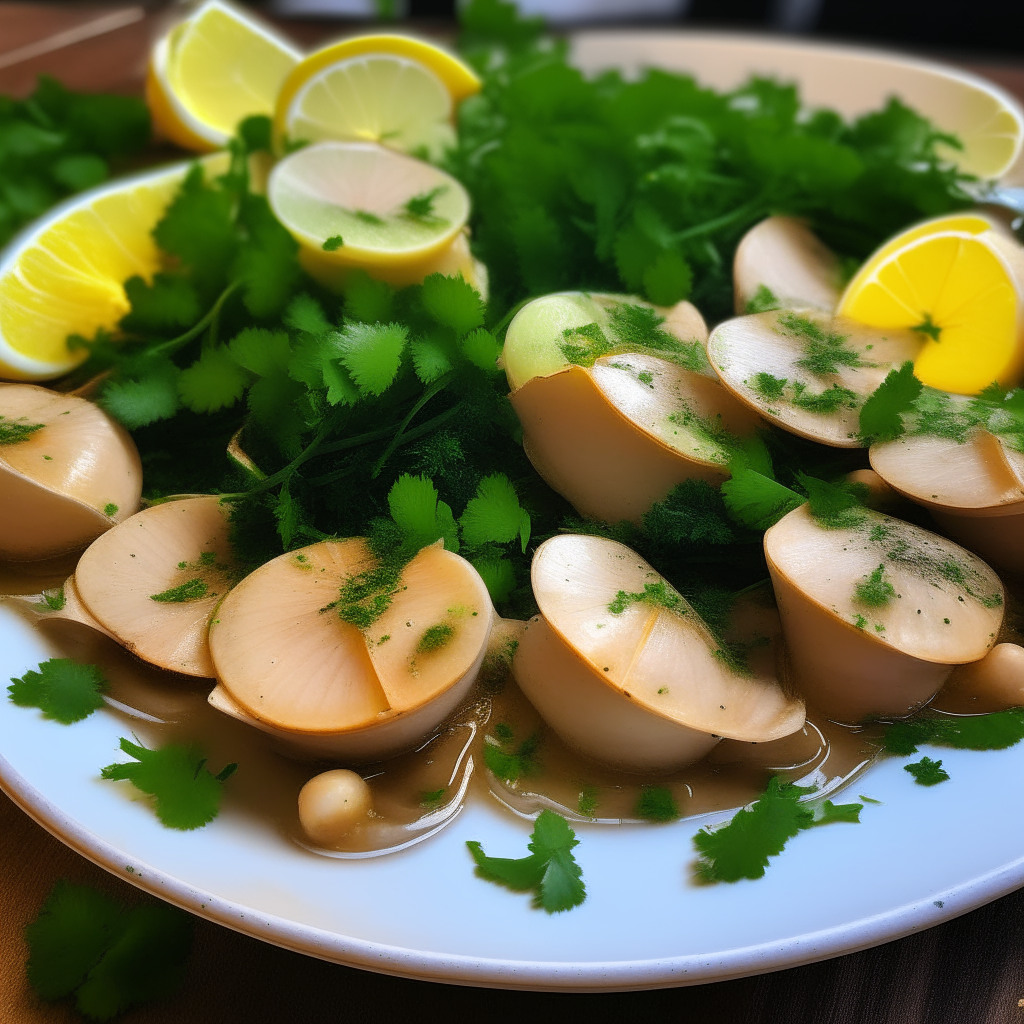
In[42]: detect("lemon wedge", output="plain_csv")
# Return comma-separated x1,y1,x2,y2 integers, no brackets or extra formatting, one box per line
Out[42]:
274,35,480,158
0,156,228,382
268,140,470,271
838,227,1024,395
147,0,301,153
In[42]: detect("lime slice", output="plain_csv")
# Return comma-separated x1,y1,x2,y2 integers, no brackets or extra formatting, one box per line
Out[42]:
267,141,470,267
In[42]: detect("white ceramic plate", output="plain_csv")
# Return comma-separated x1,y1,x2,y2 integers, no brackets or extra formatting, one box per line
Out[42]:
3,32,1024,994
2,604,1024,991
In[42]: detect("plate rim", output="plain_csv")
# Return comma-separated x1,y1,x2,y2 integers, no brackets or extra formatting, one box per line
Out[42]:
4,743,1023,992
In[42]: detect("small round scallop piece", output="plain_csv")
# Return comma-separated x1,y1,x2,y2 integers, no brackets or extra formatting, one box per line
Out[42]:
733,216,842,314
75,496,235,677
936,643,1024,713
513,535,804,772
707,310,920,447
208,539,494,761
298,769,373,847
0,383,142,559
765,504,1004,722
505,292,761,522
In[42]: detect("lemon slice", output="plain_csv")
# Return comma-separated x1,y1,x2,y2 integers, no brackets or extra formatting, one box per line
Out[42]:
267,140,470,268
0,156,228,382
274,35,481,158
147,0,301,153
838,228,1024,395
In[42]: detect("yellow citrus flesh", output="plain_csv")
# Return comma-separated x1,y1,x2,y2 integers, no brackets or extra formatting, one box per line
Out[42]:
838,230,1024,395
149,0,300,151
0,156,228,382
274,35,480,156
268,140,470,268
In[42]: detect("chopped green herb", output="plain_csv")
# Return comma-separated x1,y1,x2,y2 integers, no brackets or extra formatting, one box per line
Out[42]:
102,503,119,517
800,473,867,529
8,658,107,724
744,284,781,314
484,725,541,782
25,879,192,1020
780,313,866,376
416,623,455,654
149,578,208,604
751,372,788,401
577,785,599,817
789,382,859,414
608,580,683,615
419,788,446,808
0,416,44,445
904,756,949,786
912,312,942,342
322,235,344,252
100,738,237,830
853,613,868,629
854,564,895,607
635,786,679,822
467,809,586,913
721,467,802,531
403,186,448,223
37,588,66,612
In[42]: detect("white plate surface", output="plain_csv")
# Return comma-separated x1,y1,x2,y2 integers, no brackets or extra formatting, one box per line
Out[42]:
2,604,1023,991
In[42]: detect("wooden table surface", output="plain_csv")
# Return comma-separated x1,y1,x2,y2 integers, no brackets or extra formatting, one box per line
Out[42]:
2,6,1024,1022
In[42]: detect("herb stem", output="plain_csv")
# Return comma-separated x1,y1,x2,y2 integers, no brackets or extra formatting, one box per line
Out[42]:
150,281,241,356
673,196,767,243
371,372,455,478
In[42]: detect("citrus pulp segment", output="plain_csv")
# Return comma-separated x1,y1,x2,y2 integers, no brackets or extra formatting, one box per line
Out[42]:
837,230,1024,395
0,156,228,382
273,34,480,155
148,0,301,152
267,141,470,266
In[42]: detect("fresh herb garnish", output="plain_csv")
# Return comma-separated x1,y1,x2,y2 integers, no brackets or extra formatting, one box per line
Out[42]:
854,564,896,607
608,580,684,615
780,313,867,376
25,880,192,1021
484,723,541,781
8,658,107,724
635,786,679,822
467,809,586,913
744,284,781,314
882,709,1024,755
694,777,862,882
904,756,950,786
416,623,455,654
149,578,209,603
0,416,45,445
100,738,237,830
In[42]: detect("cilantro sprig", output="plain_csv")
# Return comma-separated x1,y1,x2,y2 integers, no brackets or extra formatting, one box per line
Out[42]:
100,738,238,831
694,777,862,883
26,880,192,1021
467,809,586,913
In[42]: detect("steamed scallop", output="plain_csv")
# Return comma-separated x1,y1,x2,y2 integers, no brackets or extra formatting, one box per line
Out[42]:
707,309,920,447
765,504,1004,722
0,384,142,559
732,216,842,314
208,539,494,761
512,535,804,772
74,496,235,677
869,424,1024,573
505,292,762,523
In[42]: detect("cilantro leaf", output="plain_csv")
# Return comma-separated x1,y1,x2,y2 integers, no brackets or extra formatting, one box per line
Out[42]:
642,249,692,305
8,658,107,724
344,270,395,323
98,359,181,428
904,756,950,786
120,274,200,335
883,708,1024,755
387,473,459,551
228,327,291,377
25,880,122,1000
177,347,248,413
420,273,485,337
25,880,193,1021
471,554,517,604
798,473,867,529
694,777,815,882
811,799,863,825
745,285,781,314
461,327,501,373
460,473,530,549
410,335,454,384
284,293,332,337
859,361,923,444
330,322,407,396
100,738,236,830
722,468,803,531
467,809,586,913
